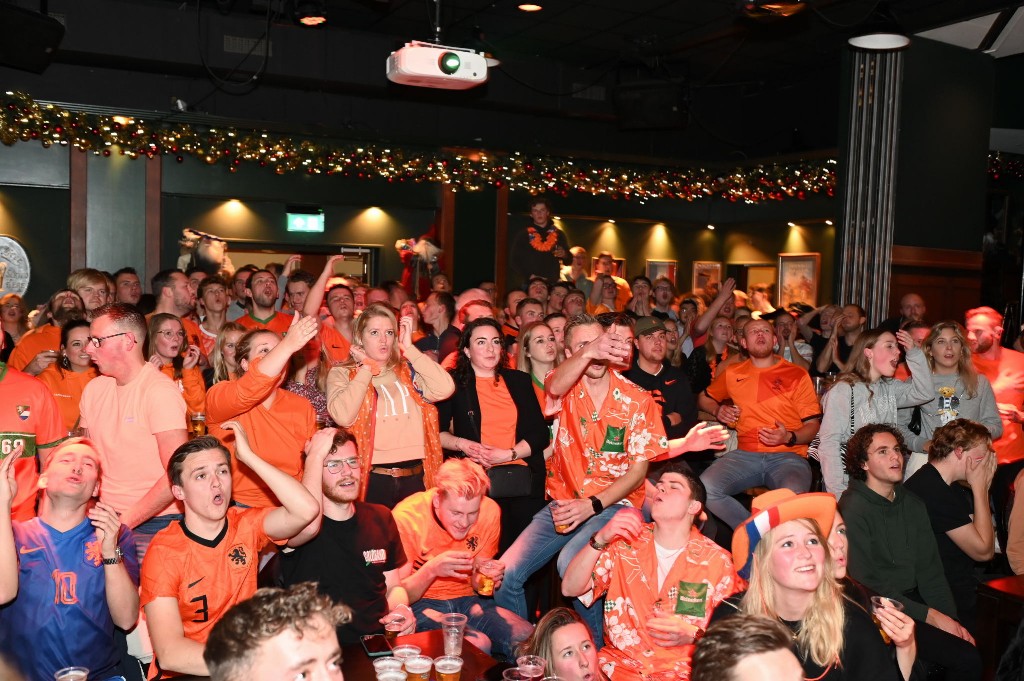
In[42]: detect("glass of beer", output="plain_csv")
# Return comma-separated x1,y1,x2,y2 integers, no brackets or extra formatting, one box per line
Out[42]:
550,501,571,534
441,613,468,656
190,412,207,439
434,656,464,681
391,644,421,661
502,670,528,681
516,655,546,681
869,596,905,645
376,672,407,681
373,658,404,675
472,559,500,597
54,669,89,681
404,655,433,681
384,613,406,642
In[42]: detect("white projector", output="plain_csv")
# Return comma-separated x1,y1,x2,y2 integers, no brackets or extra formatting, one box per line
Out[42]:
386,41,488,90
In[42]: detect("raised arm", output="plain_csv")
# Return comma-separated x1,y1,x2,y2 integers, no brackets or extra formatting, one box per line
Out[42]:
222,421,319,541
946,450,997,561
88,505,140,629
286,428,337,548
0,446,20,604
304,255,346,319
693,278,736,337
545,328,631,398
561,507,642,597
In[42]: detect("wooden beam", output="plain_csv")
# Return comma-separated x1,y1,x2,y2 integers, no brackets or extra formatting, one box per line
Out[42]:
69,150,87,270
891,245,982,270
439,185,455,284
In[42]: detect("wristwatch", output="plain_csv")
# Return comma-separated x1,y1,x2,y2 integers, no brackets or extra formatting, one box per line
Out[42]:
589,495,604,515
510,449,518,461
589,533,608,551
786,430,798,447
102,547,123,566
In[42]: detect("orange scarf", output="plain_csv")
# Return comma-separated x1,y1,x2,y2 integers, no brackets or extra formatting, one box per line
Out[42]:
347,361,444,500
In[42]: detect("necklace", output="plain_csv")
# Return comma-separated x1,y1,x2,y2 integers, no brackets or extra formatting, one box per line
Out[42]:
527,227,558,252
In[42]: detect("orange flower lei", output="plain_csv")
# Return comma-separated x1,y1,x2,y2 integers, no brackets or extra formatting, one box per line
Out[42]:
527,226,558,252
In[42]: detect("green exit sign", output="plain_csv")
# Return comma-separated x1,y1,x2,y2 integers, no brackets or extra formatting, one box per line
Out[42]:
287,211,324,233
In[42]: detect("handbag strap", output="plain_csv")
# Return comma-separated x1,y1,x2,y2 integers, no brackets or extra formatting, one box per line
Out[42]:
848,385,856,436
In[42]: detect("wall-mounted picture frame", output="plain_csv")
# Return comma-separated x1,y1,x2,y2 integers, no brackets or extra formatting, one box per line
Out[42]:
692,261,722,292
592,256,626,279
777,252,821,308
646,259,677,284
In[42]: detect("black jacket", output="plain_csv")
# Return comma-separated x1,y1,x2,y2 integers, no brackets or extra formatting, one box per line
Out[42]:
436,368,549,499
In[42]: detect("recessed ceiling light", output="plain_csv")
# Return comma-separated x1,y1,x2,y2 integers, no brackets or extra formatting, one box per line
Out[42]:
707,224,715,230
518,4,543,11
825,219,833,226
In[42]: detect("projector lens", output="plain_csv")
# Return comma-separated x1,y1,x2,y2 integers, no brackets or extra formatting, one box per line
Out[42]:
439,52,461,74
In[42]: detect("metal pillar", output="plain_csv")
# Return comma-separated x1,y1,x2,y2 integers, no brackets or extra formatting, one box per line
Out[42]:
837,50,903,325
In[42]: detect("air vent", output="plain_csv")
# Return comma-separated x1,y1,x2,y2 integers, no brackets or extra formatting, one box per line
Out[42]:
223,35,272,56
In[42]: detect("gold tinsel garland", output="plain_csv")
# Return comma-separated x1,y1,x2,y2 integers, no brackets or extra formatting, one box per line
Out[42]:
0,90,837,202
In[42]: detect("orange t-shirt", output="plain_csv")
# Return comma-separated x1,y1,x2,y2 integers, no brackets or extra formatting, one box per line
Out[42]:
476,376,517,449
36,364,99,432
0,363,64,521
237,310,292,336
974,349,1024,464
158,364,207,418
8,325,61,372
546,371,666,509
392,489,500,600
704,358,822,456
319,321,352,365
207,356,315,507
140,507,274,679
79,363,187,517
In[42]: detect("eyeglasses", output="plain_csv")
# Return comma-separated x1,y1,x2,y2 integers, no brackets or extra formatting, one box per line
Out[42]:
87,332,130,348
324,458,359,473
157,330,187,340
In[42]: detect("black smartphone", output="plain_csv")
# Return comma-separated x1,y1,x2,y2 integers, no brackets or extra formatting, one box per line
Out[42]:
360,634,393,657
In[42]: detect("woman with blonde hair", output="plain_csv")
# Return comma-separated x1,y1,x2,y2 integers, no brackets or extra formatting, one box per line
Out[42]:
897,321,1001,468
516,607,606,681
817,328,931,498
205,321,246,387
326,302,455,507
712,490,915,681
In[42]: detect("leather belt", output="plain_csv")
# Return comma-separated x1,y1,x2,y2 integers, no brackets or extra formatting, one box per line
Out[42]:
370,464,424,478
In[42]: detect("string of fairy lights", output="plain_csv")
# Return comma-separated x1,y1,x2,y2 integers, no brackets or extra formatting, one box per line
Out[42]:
0,90,840,203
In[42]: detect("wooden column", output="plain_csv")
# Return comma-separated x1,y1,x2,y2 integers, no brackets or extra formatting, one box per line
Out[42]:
837,49,904,322
68,150,87,270
439,185,456,283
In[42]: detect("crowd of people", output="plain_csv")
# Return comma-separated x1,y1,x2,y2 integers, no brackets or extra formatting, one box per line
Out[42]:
1,195,1024,681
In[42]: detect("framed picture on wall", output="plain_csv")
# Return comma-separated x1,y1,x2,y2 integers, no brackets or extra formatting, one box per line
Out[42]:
692,261,722,292
646,259,677,283
592,256,626,279
777,252,821,308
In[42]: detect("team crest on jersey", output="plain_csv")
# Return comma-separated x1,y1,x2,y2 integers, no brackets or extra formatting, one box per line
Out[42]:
15,405,30,421
466,536,478,551
227,544,248,567
84,538,102,567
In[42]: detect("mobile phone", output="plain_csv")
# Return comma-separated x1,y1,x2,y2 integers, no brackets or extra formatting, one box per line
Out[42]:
361,634,393,657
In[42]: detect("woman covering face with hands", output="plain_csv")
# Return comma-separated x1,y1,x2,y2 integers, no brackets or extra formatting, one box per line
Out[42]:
326,302,455,508
145,313,207,419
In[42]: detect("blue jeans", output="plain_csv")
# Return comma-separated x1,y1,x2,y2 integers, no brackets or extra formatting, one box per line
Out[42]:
700,450,811,529
495,503,623,649
411,595,533,659
132,513,184,563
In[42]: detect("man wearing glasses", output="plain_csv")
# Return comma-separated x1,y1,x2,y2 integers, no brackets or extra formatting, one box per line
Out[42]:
277,427,415,644
80,302,188,560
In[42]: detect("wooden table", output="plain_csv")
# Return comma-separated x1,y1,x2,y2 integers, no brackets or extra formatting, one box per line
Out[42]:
342,628,500,681
976,574,1024,680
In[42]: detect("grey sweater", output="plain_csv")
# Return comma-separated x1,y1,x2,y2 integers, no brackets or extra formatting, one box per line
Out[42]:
896,372,1002,452
818,347,932,498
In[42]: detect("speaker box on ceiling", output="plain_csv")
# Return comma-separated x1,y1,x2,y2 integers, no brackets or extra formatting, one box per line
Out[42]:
0,4,65,74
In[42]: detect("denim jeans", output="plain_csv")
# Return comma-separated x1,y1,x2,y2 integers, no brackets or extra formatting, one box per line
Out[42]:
495,503,623,649
700,450,811,529
411,595,533,659
132,513,184,562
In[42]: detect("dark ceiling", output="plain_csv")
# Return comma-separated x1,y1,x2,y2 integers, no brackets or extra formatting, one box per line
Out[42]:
6,0,1024,162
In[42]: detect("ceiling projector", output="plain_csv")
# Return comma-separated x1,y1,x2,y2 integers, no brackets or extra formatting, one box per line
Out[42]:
386,41,488,90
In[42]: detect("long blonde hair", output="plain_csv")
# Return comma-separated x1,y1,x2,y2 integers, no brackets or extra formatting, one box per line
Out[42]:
211,321,246,384
741,519,845,668
923,321,978,398
343,302,401,372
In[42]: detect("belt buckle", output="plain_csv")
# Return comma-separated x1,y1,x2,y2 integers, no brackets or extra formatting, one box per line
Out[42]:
388,467,401,478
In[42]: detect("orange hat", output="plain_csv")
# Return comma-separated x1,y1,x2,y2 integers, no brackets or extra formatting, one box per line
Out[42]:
732,489,836,580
